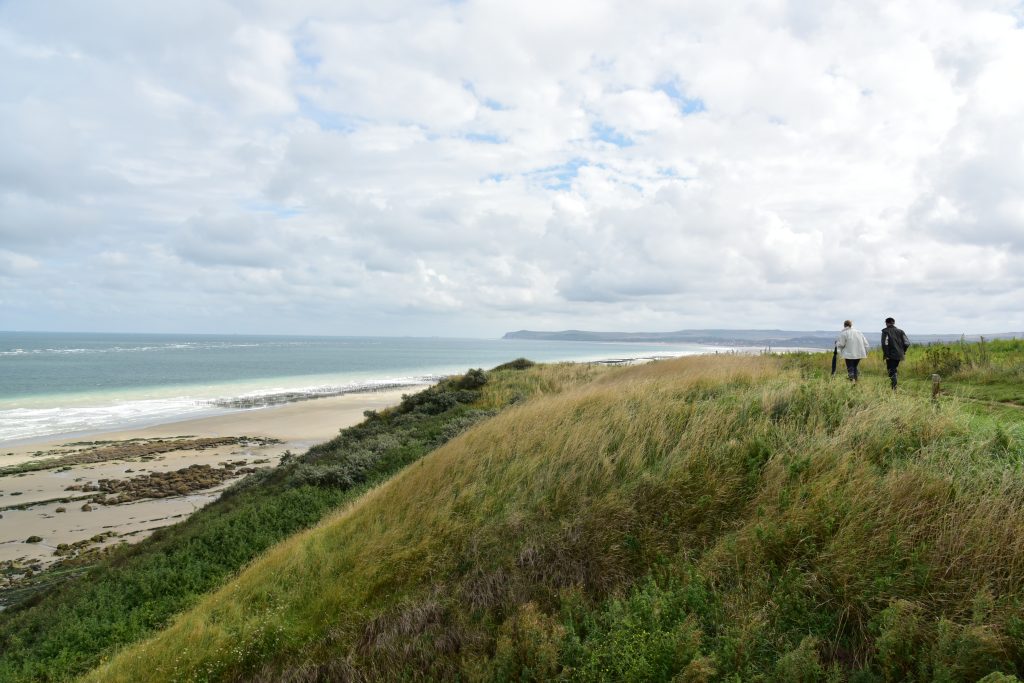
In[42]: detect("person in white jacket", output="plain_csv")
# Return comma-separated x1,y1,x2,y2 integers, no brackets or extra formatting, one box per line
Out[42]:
836,320,870,383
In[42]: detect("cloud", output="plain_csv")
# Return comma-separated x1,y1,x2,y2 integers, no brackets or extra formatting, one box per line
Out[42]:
1,0,1022,335
0,249,39,276
223,25,298,115
909,36,1024,252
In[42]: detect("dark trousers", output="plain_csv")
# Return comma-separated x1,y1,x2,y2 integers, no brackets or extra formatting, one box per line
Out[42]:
844,358,861,381
886,358,901,389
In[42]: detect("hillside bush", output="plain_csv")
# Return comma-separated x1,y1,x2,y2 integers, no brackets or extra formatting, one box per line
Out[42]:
456,368,489,389
923,344,964,375
493,357,536,371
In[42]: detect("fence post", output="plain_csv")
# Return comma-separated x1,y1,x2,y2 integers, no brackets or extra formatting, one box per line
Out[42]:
931,374,942,402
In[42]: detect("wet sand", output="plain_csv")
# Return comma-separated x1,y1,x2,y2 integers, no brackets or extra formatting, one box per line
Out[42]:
0,389,411,568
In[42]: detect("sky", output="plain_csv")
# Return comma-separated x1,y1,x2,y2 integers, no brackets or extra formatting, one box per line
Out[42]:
1,0,1023,337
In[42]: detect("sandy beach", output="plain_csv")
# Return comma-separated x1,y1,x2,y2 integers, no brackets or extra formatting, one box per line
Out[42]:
0,389,410,570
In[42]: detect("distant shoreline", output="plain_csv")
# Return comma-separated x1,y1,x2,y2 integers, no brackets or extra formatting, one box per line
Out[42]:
504,328,1023,348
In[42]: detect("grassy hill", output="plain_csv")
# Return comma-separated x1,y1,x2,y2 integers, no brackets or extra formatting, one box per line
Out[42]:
74,342,1024,682
0,360,600,682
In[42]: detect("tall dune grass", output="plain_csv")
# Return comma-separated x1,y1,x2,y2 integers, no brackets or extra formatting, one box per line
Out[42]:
85,354,1024,681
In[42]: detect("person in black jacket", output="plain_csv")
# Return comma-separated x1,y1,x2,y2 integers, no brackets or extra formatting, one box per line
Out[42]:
881,317,911,390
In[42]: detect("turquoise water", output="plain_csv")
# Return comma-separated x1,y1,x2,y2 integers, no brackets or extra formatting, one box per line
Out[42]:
0,332,718,442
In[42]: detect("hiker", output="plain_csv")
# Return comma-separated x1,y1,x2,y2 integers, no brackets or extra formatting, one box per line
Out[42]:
835,320,870,383
881,317,911,390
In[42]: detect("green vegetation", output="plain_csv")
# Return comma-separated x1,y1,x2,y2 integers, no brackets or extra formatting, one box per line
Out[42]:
5,343,1024,681
0,363,601,683
913,338,1024,405
790,337,1024,406
74,349,1024,682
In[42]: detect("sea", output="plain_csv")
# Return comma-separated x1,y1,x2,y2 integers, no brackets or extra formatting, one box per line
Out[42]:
0,332,722,444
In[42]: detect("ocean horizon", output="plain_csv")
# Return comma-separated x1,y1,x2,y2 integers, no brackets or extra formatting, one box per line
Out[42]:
0,331,724,444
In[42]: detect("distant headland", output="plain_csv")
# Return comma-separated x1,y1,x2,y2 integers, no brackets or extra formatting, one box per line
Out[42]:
502,328,1023,349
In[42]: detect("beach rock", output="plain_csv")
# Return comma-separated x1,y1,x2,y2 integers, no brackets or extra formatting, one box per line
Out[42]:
87,461,258,505
53,532,117,560
0,436,280,477
25,536,42,543
55,506,66,513
81,504,93,512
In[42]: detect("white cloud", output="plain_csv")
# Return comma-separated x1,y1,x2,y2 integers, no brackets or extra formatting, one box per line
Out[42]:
227,26,297,115
1,0,1022,335
0,249,39,275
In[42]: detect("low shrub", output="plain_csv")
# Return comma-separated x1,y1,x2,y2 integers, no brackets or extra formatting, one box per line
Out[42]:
456,368,489,389
493,358,536,371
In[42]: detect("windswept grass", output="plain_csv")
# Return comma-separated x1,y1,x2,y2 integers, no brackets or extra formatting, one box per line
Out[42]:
0,363,601,683
474,360,608,411
83,353,1024,681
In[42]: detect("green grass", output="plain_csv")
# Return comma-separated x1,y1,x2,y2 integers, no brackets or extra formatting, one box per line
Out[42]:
0,363,598,683
788,337,1024,408
79,353,1024,681
8,344,1024,681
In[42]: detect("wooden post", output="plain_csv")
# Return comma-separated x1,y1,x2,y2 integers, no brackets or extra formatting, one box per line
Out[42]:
931,374,942,401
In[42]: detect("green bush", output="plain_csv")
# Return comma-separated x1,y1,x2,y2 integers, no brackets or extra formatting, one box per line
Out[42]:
456,368,489,389
923,344,964,376
773,636,826,683
493,358,536,371
559,577,711,682
873,600,927,680
489,602,565,682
